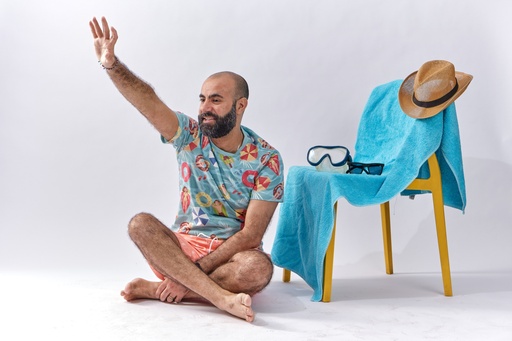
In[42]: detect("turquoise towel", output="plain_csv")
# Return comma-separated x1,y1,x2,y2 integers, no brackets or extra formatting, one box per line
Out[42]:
271,80,466,301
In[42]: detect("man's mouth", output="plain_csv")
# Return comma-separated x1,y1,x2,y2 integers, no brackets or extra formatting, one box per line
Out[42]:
201,113,217,124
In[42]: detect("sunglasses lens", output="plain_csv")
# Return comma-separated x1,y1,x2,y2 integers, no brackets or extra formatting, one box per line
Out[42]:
367,165,383,175
348,166,363,174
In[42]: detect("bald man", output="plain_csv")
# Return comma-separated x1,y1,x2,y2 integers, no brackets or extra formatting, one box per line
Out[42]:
89,17,284,322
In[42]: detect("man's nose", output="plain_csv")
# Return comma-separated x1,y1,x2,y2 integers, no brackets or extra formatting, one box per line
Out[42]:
200,101,212,114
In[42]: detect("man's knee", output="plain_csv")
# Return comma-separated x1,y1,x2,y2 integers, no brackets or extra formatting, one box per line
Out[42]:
127,212,156,241
234,251,274,293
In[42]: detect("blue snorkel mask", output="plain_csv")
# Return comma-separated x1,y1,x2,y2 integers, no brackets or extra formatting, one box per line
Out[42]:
307,145,352,173
307,145,385,175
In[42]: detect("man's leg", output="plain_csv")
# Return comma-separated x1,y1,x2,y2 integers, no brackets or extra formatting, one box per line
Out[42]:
122,250,273,302
120,212,255,322
208,250,274,295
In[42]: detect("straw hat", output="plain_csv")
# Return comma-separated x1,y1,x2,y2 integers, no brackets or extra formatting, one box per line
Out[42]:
398,60,473,119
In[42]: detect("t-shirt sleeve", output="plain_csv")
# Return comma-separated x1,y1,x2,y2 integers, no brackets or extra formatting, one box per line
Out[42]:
160,112,199,151
250,150,285,203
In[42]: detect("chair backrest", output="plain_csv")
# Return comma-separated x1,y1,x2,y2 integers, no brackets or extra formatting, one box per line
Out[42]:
351,80,466,211
353,80,443,172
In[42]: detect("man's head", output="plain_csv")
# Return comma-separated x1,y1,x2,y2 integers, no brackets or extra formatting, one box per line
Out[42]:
198,72,249,139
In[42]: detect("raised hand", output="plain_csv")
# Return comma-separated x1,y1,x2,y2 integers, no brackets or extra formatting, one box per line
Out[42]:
89,17,118,69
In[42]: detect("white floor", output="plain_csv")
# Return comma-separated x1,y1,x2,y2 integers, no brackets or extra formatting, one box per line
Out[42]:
2,267,511,341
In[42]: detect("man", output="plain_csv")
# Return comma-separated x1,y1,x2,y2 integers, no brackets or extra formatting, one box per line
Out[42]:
89,17,284,322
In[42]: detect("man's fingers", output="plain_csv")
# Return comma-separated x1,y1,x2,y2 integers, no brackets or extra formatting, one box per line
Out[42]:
89,21,98,38
159,284,171,301
159,289,168,302
101,16,110,40
156,281,166,298
155,279,185,303
91,17,103,38
111,27,119,44
155,286,163,297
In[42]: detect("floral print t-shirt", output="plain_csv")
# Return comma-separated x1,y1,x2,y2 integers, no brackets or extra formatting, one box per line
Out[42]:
164,112,285,240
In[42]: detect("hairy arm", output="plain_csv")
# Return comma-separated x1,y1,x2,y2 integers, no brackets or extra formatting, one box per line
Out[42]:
89,16,178,141
105,61,178,140
197,200,278,274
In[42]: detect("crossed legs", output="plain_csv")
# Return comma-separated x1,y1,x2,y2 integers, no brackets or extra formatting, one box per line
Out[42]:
120,213,273,322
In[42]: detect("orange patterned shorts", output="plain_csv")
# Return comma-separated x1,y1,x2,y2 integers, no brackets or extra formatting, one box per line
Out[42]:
150,233,224,280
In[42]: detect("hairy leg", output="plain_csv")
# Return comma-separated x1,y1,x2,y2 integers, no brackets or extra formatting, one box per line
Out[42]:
121,249,273,301
121,252,273,302
208,250,274,295
122,212,255,322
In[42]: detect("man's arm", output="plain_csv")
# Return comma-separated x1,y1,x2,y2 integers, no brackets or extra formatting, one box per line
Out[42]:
197,200,279,274
89,17,178,141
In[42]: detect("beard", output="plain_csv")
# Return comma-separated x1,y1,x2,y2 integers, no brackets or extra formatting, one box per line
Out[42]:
198,103,237,138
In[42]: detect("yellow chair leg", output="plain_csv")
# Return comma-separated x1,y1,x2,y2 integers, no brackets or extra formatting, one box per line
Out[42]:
408,154,453,296
432,185,452,296
283,268,291,282
321,202,337,302
380,201,393,275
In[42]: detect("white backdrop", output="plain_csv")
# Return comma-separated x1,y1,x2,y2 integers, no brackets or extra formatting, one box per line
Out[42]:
1,0,511,280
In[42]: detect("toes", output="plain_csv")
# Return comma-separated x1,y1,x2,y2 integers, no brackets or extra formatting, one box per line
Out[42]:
245,306,255,322
238,293,252,307
236,294,254,322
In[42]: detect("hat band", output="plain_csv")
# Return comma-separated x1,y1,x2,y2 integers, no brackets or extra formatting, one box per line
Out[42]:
412,80,459,108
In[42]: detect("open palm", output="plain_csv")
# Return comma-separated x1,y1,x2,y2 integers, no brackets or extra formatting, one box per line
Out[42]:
89,17,118,69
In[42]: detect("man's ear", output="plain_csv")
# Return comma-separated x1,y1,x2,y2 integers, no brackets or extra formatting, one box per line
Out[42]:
236,98,248,114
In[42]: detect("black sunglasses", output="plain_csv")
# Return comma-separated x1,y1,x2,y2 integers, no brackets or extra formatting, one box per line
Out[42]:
347,162,384,175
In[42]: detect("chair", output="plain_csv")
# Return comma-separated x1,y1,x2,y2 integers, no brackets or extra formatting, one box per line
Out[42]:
282,153,451,302
271,80,466,302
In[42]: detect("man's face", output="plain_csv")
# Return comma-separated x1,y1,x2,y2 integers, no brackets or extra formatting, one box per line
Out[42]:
198,102,237,138
198,76,239,138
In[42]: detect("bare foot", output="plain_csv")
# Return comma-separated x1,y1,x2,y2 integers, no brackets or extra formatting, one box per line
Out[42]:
120,278,159,301
121,279,255,322
219,293,254,322
121,278,207,303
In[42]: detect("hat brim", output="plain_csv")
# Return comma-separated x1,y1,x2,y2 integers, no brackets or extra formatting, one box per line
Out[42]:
398,71,473,119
